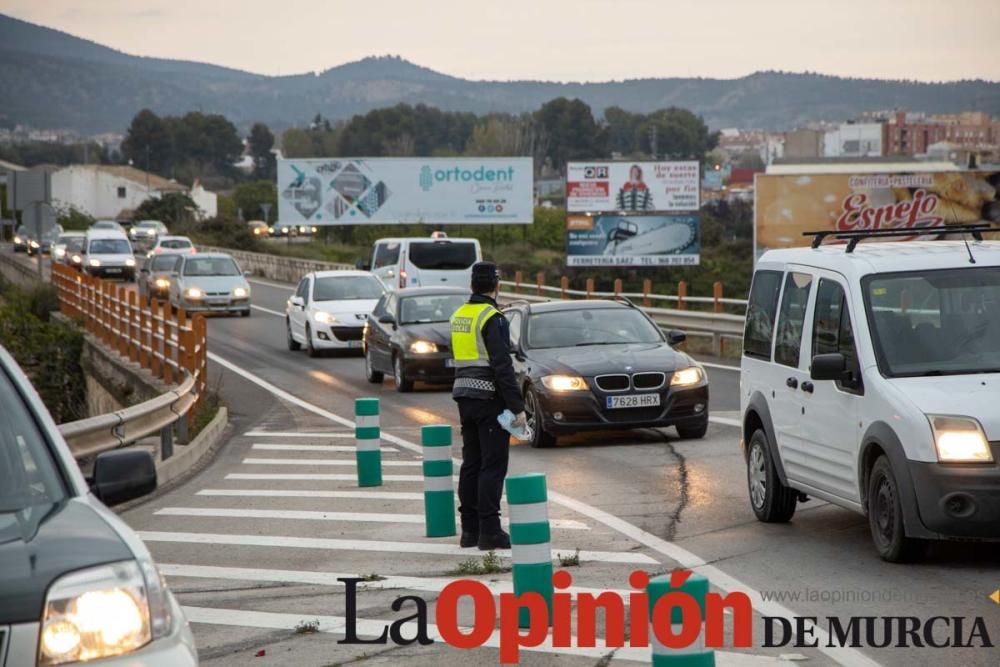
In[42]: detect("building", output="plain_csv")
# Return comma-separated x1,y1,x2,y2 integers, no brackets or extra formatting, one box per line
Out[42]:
784,129,824,159
50,165,217,221
823,123,884,158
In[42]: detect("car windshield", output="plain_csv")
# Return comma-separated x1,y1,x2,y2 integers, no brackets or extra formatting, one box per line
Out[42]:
88,239,130,254
160,239,191,249
399,294,468,324
865,267,1000,377
137,222,160,229
56,234,78,244
93,222,120,229
313,276,384,301
183,257,240,276
151,255,178,271
527,307,663,349
0,366,66,514
407,242,477,270
66,238,85,252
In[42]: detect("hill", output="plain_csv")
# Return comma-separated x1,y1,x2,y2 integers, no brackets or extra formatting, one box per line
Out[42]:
1,13,998,134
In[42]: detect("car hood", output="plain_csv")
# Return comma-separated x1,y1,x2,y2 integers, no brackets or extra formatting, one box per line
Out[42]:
398,321,452,345
179,275,247,292
311,299,380,322
0,499,133,624
527,343,689,376
889,375,1000,440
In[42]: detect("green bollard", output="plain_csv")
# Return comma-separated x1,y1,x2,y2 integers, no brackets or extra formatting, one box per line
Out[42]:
505,472,553,629
355,398,381,487
422,424,456,538
647,572,714,666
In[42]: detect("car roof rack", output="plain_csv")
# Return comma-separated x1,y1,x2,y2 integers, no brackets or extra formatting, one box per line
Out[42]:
804,223,998,253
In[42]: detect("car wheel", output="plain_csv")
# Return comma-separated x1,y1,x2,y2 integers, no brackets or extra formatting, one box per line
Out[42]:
286,320,301,351
676,417,708,439
746,429,797,522
868,456,927,562
241,309,250,317
365,347,384,383
393,354,413,392
524,385,556,448
306,324,319,358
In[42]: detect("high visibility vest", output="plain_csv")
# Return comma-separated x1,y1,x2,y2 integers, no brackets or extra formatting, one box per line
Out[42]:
450,302,500,368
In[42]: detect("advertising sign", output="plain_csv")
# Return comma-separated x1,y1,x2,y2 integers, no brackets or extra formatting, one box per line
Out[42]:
566,161,701,212
754,170,1000,253
277,158,533,224
566,214,700,267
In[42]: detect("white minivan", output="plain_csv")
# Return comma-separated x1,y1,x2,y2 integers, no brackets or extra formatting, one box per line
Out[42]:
365,233,482,290
740,227,999,562
83,229,137,281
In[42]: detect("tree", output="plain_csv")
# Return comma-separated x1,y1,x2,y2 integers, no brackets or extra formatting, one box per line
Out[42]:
464,114,534,157
604,106,645,156
638,108,718,159
133,193,199,227
249,123,276,180
533,98,608,171
122,109,171,174
232,180,277,222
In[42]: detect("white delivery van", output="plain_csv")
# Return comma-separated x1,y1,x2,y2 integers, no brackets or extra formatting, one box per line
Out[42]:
366,233,482,290
83,229,137,280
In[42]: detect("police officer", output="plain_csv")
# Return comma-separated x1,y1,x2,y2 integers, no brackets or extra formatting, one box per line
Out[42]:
450,261,526,550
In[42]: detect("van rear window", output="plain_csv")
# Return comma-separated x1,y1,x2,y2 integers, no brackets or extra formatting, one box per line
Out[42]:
408,242,477,271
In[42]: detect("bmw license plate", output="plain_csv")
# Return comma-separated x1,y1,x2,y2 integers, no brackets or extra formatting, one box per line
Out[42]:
606,393,661,409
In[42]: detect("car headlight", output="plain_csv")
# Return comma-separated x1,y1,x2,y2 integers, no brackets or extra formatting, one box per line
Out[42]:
55,247,66,258
38,558,172,665
125,257,136,267
409,340,438,354
185,287,204,299
314,311,336,324
311,226,318,233
233,286,249,299
670,367,703,387
13,235,21,244
88,258,101,267
928,415,994,463
71,254,82,264
30,240,40,248
154,278,170,289
541,374,587,392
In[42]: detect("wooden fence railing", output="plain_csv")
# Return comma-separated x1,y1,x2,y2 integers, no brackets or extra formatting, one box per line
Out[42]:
51,263,208,418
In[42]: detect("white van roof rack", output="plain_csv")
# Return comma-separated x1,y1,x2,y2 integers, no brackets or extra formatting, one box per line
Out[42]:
804,223,998,253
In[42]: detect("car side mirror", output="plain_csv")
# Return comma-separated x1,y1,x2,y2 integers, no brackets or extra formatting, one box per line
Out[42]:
89,449,157,506
378,314,395,326
811,353,850,381
667,329,687,345
289,296,305,308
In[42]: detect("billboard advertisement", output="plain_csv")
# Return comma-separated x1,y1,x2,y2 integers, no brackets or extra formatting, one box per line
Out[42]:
755,170,1000,253
566,214,700,267
566,161,701,212
277,158,533,224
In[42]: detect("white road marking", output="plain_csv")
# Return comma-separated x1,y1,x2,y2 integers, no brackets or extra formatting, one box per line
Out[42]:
701,361,741,372
244,431,355,438
138,531,654,564
709,415,742,428
181,607,778,665
252,443,378,453
198,488,425,500
207,350,880,667
250,304,285,317
242,457,421,467
225,473,432,481
156,506,589,530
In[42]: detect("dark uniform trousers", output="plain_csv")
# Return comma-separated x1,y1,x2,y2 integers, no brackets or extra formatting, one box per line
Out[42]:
457,395,509,535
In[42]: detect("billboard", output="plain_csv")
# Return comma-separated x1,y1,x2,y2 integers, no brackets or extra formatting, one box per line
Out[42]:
755,170,1000,253
277,158,533,224
566,161,700,212
566,214,700,267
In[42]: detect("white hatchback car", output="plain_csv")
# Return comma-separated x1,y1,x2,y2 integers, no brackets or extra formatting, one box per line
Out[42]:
740,228,1000,562
286,270,386,356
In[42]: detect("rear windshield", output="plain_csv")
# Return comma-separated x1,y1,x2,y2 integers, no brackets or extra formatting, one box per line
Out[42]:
88,239,131,254
160,239,191,249
408,242,477,271
183,257,240,276
313,276,384,301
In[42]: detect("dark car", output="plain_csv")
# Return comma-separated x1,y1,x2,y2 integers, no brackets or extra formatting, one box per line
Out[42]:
363,286,469,392
502,299,709,448
27,224,64,256
138,253,182,304
12,224,33,253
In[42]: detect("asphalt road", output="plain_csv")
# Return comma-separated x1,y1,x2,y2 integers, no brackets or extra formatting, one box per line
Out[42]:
6,248,1000,666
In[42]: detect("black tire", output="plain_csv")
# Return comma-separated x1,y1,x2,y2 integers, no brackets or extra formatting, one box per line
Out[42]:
305,324,319,358
867,456,928,563
286,319,301,351
240,309,250,317
524,385,557,448
746,429,797,522
393,354,414,392
364,348,384,383
676,417,709,440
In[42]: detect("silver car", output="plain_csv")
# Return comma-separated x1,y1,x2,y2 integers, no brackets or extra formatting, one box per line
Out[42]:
168,253,251,316
130,220,169,246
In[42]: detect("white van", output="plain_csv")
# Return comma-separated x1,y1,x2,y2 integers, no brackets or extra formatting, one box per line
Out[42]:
740,226,999,562
83,229,137,280
366,233,482,290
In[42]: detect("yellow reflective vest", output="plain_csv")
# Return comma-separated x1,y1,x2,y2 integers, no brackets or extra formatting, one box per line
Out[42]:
450,302,500,368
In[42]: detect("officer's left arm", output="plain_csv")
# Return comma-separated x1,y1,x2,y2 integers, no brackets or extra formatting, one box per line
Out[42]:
483,315,526,414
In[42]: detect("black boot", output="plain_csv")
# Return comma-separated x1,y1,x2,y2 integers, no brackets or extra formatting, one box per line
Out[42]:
477,529,511,550
460,531,479,548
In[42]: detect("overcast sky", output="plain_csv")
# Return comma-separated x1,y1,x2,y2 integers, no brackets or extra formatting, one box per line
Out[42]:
3,0,999,82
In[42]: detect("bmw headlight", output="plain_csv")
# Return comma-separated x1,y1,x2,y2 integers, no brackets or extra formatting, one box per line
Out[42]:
233,287,249,299
409,340,438,354
541,375,587,392
670,367,703,387
38,558,172,665
314,311,337,324
928,415,993,463
185,287,204,300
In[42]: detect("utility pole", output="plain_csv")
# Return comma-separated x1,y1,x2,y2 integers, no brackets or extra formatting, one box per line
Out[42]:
145,144,151,196
649,125,658,160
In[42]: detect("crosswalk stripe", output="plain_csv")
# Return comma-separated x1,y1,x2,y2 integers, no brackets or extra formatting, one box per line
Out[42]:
242,457,421,467
197,489,424,500
226,473,433,481
244,431,354,438
251,444,398,453
138,531,656,564
155,507,589,530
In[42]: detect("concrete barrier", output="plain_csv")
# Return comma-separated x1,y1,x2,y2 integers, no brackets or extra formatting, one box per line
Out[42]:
199,245,352,283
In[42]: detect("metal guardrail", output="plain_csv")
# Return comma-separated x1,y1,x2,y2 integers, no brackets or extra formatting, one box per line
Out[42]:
58,374,197,459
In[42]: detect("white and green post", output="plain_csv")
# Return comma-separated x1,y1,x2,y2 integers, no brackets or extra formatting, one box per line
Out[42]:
505,472,553,628
422,424,456,538
354,398,381,487
647,572,715,666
